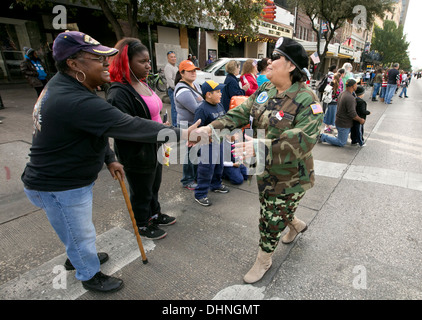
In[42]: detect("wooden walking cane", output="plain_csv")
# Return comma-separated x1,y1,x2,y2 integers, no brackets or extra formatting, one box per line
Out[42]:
115,171,148,264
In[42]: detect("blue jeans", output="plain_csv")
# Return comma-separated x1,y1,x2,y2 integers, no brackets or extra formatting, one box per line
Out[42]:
385,84,397,104
320,127,351,147
222,165,248,185
399,86,407,97
372,82,381,99
168,88,177,127
380,86,387,99
195,143,224,199
24,183,100,281
180,146,198,187
323,103,337,126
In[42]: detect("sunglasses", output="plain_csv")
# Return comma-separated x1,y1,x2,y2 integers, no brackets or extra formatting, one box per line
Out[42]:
271,53,283,61
167,51,175,55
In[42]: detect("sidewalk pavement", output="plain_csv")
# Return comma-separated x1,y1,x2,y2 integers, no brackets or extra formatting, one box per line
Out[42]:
0,81,421,301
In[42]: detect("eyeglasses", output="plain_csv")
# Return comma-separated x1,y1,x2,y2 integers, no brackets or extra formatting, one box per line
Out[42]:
81,56,108,63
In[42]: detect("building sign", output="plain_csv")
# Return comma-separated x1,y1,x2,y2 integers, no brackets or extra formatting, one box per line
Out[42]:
339,45,354,57
258,21,292,39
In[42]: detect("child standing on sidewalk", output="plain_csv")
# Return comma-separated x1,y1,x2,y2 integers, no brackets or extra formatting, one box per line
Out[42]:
351,86,371,146
193,80,229,206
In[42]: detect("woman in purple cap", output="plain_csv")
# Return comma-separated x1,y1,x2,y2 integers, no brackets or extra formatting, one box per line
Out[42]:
21,31,200,293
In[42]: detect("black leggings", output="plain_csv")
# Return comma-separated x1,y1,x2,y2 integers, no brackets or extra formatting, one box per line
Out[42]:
125,164,163,227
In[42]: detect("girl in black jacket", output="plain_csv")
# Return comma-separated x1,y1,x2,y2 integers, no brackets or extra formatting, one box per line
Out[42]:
107,38,176,240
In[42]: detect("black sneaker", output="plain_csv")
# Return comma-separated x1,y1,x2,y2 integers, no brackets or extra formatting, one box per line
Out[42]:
154,213,176,226
212,185,229,193
82,271,124,293
64,252,109,271
195,197,211,206
138,224,167,240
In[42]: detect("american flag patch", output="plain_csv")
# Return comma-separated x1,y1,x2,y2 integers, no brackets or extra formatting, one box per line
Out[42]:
310,103,323,114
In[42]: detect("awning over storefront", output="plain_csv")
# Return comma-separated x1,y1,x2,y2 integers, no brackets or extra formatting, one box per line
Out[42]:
338,53,353,59
297,39,338,57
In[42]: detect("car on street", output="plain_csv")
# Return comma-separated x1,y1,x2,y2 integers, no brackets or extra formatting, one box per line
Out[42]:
353,72,365,84
195,57,251,85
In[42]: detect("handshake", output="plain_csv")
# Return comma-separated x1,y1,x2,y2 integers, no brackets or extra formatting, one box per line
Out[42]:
181,120,256,160
180,120,212,147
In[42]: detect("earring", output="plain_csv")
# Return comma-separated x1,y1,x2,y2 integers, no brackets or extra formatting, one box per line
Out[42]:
76,70,86,83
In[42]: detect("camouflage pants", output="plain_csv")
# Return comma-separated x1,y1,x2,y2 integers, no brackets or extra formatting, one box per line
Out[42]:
258,192,305,253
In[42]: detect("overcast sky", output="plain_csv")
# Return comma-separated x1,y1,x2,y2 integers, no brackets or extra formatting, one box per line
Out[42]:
403,0,422,70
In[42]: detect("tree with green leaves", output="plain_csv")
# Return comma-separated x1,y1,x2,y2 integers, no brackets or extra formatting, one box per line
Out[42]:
289,0,393,75
371,20,411,70
17,0,266,42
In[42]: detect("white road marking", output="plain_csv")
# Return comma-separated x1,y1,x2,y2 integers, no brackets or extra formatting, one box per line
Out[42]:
0,227,154,300
314,160,348,179
372,114,386,133
315,160,422,192
343,165,422,192
212,285,265,300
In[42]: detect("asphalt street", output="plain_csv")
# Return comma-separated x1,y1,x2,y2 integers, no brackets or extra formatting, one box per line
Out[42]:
0,80,421,303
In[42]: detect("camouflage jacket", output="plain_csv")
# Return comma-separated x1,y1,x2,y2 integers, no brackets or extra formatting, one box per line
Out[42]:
210,81,323,195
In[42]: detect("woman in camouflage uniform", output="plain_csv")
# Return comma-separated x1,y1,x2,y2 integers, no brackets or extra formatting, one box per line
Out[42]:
195,37,323,283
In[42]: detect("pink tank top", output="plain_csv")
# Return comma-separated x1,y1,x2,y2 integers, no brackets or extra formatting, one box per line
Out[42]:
141,89,163,123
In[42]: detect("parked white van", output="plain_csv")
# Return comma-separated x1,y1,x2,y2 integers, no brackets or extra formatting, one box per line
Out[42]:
195,57,250,85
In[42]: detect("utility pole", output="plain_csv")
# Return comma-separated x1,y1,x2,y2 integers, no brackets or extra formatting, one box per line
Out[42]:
198,27,201,67
148,24,154,74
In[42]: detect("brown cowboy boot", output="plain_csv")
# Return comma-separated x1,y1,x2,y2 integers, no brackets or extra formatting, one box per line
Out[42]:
243,248,274,284
281,217,308,244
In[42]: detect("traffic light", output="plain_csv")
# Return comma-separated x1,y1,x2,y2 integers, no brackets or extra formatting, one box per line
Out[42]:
262,0,276,21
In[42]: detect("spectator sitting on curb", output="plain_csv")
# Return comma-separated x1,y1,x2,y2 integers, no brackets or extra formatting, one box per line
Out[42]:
222,135,248,185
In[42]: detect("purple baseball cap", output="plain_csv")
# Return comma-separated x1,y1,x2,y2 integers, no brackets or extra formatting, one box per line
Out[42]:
52,31,118,62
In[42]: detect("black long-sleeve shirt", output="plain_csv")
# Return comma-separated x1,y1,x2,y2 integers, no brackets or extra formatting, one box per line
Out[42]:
22,72,180,191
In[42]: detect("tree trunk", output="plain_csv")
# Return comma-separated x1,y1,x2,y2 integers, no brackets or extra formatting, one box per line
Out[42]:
315,30,336,77
96,0,125,40
127,0,139,38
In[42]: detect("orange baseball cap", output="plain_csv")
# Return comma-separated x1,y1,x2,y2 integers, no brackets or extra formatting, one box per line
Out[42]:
179,60,200,72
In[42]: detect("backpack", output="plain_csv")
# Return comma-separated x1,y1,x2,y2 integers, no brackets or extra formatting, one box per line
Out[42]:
317,75,329,93
322,84,333,104
229,95,250,130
